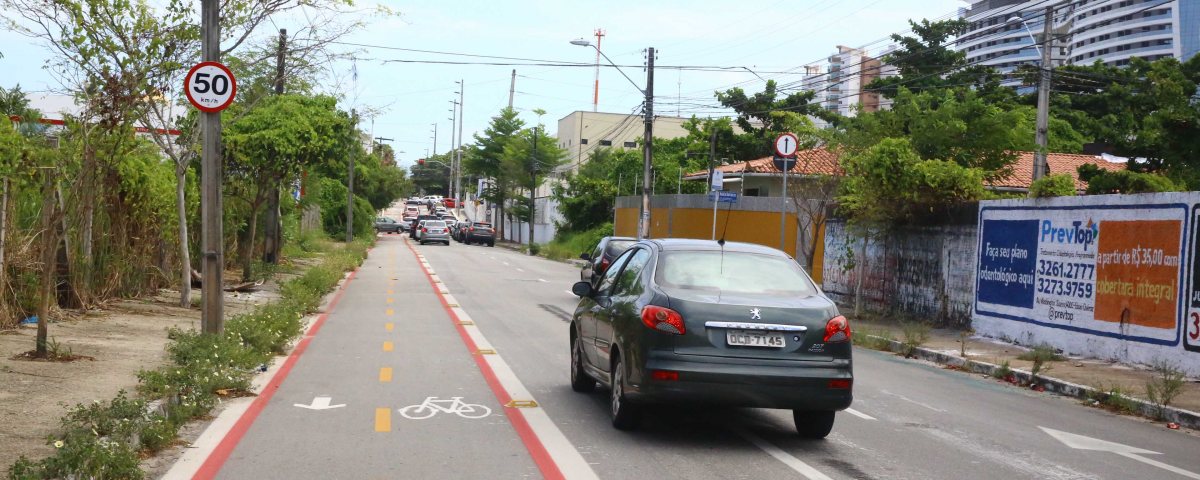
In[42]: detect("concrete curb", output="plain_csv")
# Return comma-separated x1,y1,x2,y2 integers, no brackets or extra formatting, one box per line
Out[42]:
866,335,1200,431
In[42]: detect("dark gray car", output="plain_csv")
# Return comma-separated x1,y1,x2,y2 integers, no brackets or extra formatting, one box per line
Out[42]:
374,217,402,234
580,236,636,284
464,222,495,247
569,239,852,437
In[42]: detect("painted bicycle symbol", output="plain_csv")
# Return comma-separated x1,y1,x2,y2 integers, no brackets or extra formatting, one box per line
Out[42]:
398,396,491,420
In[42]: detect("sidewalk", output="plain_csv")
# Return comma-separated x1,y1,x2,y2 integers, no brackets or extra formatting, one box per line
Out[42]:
851,317,1200,414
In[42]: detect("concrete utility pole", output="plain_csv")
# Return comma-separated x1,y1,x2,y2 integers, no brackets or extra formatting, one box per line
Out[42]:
263,28,286,264
200,0,223,334
639,47,655,240
1032,6,1054,183
528,126,538,254
456,80,464,206
346,109,357,242
449,99,457,198
508,70,516,108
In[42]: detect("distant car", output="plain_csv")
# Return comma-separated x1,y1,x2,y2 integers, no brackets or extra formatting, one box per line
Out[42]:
443,197,458,208
399,218,413,233
568,239,851,436
410,214,438,239
418,220,451,245
580,236,637,284
423,195,442,206
405,206,420,216
464,222,495,247
405,198,422,207
374,217,402,234
454,221,472,242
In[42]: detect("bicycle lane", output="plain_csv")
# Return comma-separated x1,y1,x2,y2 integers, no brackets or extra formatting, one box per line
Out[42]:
207,234,539,479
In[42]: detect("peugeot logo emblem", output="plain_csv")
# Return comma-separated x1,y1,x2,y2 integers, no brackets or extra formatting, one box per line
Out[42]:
750,308,762,320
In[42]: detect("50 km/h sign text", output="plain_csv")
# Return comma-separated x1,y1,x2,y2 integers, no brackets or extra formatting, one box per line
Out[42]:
184,62,237,113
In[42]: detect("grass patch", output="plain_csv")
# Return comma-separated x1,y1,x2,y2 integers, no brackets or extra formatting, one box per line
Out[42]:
1146,358,1188,419
1017,343,1062,384
851,327,896,351
6,238,370,479
991,360,1013,380
539,224,613,262
1085,382,1141,415
900,322,931,356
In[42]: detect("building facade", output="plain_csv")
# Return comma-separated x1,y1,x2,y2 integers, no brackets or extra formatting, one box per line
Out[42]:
800,45,897,129
957,0,1195,85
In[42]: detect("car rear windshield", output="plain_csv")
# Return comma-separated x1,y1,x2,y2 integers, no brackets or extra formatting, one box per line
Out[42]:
655,251,815,296
606,240,636,256
472,223,491,228
426,221,446,228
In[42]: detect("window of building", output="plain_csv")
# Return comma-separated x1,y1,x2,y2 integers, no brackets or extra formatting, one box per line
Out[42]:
623,141,636,148
744,188,761,197
580,138,588,145
599,140,612,146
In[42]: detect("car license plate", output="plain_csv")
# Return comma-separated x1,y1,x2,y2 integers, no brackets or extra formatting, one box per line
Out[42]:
726,330,785,348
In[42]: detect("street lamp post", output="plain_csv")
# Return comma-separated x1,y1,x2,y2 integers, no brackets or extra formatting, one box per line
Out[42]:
572,38,653,240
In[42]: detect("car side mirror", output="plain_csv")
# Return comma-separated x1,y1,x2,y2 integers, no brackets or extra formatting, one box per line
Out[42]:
579,253,591,261
571,281,593,297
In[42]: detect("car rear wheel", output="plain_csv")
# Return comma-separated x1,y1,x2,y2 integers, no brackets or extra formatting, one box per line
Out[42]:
610,357,640,430
570,336,595,392
793,410,835,439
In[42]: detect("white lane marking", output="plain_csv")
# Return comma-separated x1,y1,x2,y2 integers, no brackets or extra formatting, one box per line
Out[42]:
491,256,497,260
728,424,833,480
1041,427,1200,479
564,290,575,296
844,408,876,420
503,262,510,266
517,268,524,272
423,253,599,480
880,389,946,412
537,279,548,283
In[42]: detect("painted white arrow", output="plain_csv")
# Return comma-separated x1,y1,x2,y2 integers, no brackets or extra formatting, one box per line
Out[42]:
1040,427,1200,479
294,396,345,410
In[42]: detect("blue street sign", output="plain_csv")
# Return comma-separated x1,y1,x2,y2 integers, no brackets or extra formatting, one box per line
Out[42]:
708,191,738,203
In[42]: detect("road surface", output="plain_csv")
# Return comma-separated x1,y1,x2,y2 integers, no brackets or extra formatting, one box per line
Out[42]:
200,234,1200,480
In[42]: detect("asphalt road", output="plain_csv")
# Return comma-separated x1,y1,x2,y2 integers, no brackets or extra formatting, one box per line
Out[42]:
204,233,1200,480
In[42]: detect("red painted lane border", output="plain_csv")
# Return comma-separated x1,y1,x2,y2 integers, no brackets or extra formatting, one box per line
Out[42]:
191,267,360,480
405,242,566,480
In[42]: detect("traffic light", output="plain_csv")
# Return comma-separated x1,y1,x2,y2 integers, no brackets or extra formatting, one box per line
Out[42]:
418,158,425,165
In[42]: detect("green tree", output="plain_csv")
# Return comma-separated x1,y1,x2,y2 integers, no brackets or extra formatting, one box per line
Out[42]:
409,153,452,196
465,107,524,238
1028,173,1077,198
715,81,828,159
501,116,566,245
1077,164,1181,195
837,137,985,226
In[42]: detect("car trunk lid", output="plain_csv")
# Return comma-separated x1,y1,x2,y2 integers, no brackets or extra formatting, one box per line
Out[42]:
665,287,838,362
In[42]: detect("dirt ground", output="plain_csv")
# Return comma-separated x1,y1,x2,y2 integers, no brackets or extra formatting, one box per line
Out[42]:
854,319,1200,413
0,270,292,473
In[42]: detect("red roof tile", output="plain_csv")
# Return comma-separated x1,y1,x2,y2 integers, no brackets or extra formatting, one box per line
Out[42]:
687,146,845,177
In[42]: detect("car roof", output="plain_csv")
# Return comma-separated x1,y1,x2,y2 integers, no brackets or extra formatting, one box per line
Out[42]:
638,238,787,256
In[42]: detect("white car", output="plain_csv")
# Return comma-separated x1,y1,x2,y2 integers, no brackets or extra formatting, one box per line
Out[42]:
423,195,442,206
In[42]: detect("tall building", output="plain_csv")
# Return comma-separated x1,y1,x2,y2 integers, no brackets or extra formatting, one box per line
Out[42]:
957,0,1194,84
800,45,897,128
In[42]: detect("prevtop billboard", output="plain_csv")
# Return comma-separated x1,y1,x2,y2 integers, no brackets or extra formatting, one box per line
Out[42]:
974,194,1200,370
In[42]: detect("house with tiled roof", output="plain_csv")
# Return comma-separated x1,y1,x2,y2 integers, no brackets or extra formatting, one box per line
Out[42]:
683,146,1126,196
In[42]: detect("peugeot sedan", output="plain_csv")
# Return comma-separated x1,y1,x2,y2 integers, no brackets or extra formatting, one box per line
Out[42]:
568,239,852,437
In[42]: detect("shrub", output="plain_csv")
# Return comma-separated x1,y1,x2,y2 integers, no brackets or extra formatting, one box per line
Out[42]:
1018,343,1063,383
1146,358,1187,419
1086,383,1140,415
1029,173,1077,197
900,322,931,356
851,327,895,351
991,360,1013,379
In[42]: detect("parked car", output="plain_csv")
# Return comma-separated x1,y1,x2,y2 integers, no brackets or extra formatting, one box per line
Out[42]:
580,237,637,284
443,197,458,208
418,220,451,245
463,222,495,247
374,216,402,234
568,239,851,436
453,221,471,242
405,198,422,206
423,195,442,206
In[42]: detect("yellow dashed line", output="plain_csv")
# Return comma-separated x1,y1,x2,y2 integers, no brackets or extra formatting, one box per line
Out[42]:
387,290,394,294
383,341,394,352
375,408,391,432
385,323,394,330
387,298,394,304
389,282,395,286
386,309,394,315
379,367,393,382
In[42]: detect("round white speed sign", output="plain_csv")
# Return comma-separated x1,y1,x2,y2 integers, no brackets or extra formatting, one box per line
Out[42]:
184,62,237,112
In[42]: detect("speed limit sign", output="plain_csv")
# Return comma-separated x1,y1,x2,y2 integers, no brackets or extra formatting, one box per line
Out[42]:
184,62,237,112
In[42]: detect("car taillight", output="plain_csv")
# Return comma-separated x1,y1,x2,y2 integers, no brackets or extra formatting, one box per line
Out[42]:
470,227,475,231
490,229,495,233
651,370,679,381
600,257,610,271
422,228,428,232
641,306,685,335
829,379,851,389
824,315,850,342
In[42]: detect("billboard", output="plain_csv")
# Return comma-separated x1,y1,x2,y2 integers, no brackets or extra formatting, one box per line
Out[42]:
976,201,1190,347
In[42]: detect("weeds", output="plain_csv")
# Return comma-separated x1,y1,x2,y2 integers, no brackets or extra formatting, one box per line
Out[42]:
1146,358,1188,419
959,328,975,358
991,360,1013,380
1019,343,1062,383
1085,382,1141,415
851,327,896,351
7,237,369,479
900,322,931,356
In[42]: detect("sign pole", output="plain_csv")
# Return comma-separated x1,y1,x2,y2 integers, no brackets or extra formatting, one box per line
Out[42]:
773,132,799,254
781,162,787,252
200,0,223,334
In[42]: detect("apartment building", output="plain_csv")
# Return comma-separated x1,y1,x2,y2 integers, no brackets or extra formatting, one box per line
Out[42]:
957,0,1196,85
800,45,897,128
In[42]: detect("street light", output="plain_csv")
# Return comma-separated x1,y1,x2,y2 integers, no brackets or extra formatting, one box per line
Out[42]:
570,39,643,94
1006,16,1041,58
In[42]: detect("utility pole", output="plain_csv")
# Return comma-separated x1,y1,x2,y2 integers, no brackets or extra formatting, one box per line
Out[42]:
448,99,457,199
263,28,286,264
592,29,605,112
346,109,357,242
200,0,223,334
508,70,516,108
1032,5,1054,183
432,123,437,157
528,126,538,254
639,47,655,240
456,80,464,207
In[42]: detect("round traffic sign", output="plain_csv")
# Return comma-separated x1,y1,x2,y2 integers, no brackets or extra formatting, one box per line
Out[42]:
774,132,799,158
184,62,237,113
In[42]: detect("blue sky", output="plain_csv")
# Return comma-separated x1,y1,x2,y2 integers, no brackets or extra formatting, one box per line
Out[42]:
0,0,963,169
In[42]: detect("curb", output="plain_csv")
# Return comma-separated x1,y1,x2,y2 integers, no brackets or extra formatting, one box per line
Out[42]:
865,335,1200,431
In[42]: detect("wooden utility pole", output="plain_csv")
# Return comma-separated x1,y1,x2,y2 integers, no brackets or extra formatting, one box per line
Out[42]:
346,109,357,242
200,0,224,334
639,47,655,240
263,28,286,264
